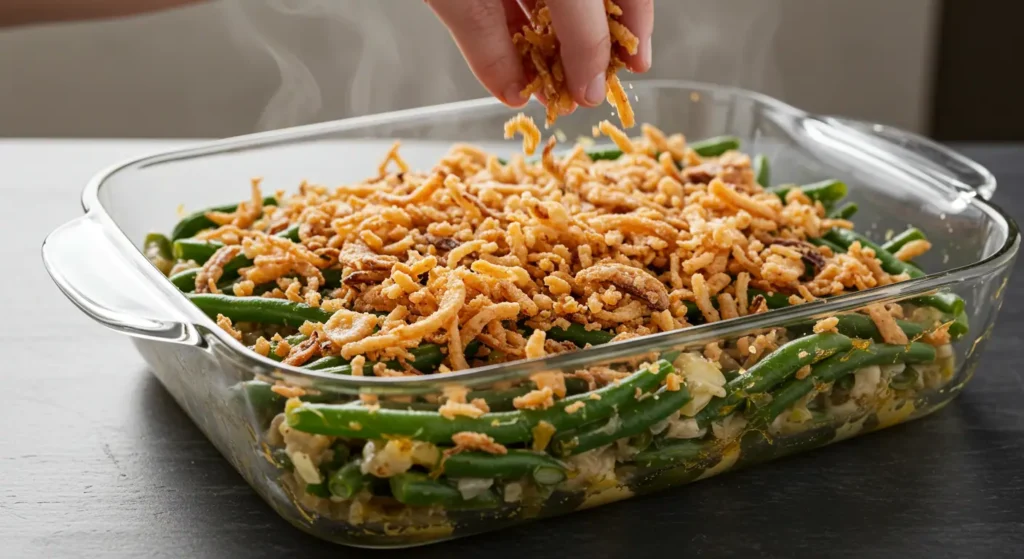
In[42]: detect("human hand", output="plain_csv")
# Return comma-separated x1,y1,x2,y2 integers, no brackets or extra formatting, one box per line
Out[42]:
426,0,653,108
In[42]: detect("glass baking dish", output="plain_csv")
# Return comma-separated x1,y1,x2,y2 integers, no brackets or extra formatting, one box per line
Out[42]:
42,81,1018,548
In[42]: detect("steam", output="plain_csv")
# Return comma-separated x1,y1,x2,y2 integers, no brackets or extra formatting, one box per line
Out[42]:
219,0,321,130
223,0,783,132
653,0,784,97
330,1,401,117
221,0,409,132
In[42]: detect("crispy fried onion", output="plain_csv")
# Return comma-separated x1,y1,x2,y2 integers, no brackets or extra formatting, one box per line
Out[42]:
575,263,670,312
323,309,377,347
339,241,398,272
195,245,243,294
504,114,541,156
341,272,466,359
282,331,322,366
449,431,507,456
865,303,908,345
198,114,912,376
459,302,521,349
513,0,636,128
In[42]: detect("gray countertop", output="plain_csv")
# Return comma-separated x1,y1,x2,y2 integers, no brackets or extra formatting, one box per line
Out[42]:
3,140,1022,558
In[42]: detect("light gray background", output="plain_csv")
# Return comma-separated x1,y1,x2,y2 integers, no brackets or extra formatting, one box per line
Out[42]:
0,0,939,138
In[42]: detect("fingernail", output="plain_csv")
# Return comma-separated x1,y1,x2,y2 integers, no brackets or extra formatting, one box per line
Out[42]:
504,83,528,107
641,36,653,70
583,73,606,107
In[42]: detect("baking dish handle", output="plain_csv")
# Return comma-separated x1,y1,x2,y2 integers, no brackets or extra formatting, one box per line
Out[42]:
821,117,997,201
42,213,201,345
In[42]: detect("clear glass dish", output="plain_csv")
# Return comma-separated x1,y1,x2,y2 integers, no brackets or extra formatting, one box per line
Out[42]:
42,81,1019,548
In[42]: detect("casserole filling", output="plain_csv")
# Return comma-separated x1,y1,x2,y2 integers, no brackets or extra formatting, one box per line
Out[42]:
145,118,963,536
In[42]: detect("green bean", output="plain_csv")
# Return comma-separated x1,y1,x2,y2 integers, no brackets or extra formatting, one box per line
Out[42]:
551,385,693,457
601,136,738,160
235,378,333,407
305,482,331,498
173,229,299,264
823,228,967,331
328,460,366,499
236,380,285,425
511,137,738,166
546,323,615,347
588,149,625,162
405,343,446,372
754,154,770,187
808,237,847,255
169,269,200,291
306,355,347,370
286,360,675,444
802,179,849,204
310,343,447,375
167,253,251,293
144,233,176,275
748,288,793,310
468,377,590,412
170,229,306,293
788,313,925,342
633,439,712,469
718,368,744,384
442,450,567,485
659,349,682,363
510,147,622,166
691,136,741,157
144,232,173,260
188,294,332,327
823,228,922,279
250,282,279,297
170,195,278,241
828,202,859,220
374,401,446,411
882,227,926,253
321,269,343,288
314,364,362,376
770,180,848,205
279,224,301,242
172,238,222,262
235,379,334,429
696,334,853,425
264,333,310,362
389,472,500,509
948,309,969,340
315,364,367,376
207,254,253,278
750,342,936,425
915,293,965,316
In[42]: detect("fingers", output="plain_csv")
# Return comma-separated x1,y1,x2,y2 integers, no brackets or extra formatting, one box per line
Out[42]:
615,0,654,72
502,0,533,34
426,0,529,107
534,91,578,117
545,0,611,107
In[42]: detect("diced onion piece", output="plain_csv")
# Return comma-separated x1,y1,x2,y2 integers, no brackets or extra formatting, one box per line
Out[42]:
456,478,494,500
677,353,727,417
291,451,322,485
